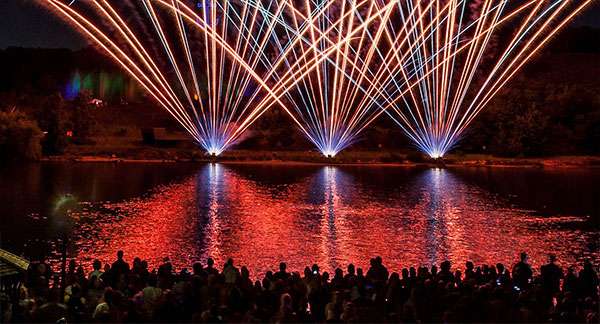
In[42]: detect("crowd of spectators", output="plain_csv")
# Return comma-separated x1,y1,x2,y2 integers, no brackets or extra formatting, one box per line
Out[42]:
3,251,599,323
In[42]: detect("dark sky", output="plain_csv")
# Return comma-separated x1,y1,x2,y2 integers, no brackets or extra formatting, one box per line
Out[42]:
0,1,86,50
0,0,599,50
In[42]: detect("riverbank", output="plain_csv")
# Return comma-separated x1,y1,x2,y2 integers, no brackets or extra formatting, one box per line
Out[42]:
41,147,600,167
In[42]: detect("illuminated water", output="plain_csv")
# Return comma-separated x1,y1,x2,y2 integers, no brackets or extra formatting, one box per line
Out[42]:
1,162,598,277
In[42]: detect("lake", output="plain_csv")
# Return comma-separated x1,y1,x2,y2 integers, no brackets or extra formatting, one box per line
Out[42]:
1,161,598,277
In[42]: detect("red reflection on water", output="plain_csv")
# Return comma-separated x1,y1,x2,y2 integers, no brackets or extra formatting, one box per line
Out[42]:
67,164,597,278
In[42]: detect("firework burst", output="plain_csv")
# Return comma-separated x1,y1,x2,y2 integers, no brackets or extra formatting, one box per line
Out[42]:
39,0,592,157
41,0,329,155
380,0,593,158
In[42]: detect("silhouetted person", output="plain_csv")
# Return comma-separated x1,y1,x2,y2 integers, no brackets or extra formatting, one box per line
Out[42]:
205,258,219,276
465,261,475,279
142,275,162,319
223,258,240,284
562,266,578,294
512,252,533,289
274,262,291,281
110,250,130,285
100,264,112,287
438,261,455,283
579,260,599,298
344,264,356,284
89,259,103,279
193,262,203,276
325,290,343,322
33,289,66,323
540,254,563,296
331,268,344,288
93,287,119,322
375,256,389,281
366,258,377,282
277,293,295,323
311,264,320,276
65,284,86,323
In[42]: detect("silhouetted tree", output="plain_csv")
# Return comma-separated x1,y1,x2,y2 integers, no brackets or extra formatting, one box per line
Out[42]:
0,111,42,160
70,90,95,139
38,93,71,155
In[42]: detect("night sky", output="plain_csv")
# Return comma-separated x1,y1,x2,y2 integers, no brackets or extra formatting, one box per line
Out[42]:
0,1,599,50
0,1,86,50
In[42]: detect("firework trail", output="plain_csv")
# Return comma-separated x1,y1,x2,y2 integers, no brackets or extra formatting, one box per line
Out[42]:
39,0,591,157
276,0,470,156
41,0,399,155
262,0,468,157
39,0,339,155
252,0,398,156
218,0,402,156
379,0,593,158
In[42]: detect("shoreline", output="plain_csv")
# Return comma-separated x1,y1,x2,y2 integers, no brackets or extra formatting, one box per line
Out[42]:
39,152,600,168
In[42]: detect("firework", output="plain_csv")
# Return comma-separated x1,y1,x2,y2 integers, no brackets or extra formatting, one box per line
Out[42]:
261,0,508,157
41,0,344,155
257,0,394,157
220,0,401,156
380,0,593,158
261,0,462,157
40,0,591,157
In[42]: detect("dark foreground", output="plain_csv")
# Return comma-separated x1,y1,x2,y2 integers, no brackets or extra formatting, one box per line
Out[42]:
3,252,598,323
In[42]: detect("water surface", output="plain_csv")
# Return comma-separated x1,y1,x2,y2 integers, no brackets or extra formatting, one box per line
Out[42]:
1,162,598,277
